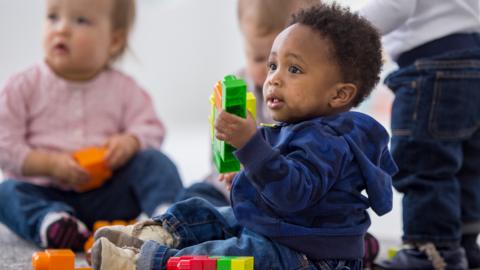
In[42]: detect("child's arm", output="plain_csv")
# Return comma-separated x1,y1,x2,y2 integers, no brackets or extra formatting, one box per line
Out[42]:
119,79,165,151
22,150,88,185
235,125,345,212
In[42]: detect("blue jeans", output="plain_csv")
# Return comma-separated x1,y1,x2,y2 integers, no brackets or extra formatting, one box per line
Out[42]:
386,48,480,245
136,198,362,270
0,149,183,247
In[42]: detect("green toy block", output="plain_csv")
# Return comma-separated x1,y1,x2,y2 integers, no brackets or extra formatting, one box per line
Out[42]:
210,75,255,173
214,256,232,270
222,75,247,118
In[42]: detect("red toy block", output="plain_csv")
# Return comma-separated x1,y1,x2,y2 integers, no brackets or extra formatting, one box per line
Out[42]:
167,256,216,270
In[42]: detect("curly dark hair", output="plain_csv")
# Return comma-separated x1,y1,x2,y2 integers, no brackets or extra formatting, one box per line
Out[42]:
290,3,382,107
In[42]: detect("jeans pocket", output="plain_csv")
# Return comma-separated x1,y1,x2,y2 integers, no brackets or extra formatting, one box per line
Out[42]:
389,80,420,137
428,71,480,139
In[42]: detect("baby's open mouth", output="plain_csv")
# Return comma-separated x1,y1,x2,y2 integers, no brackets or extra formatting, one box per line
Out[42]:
54,43,69,54
266,96,284,109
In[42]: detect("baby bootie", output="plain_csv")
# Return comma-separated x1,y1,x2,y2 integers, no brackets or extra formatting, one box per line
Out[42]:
41,212,90,251
377,242,468,270
94,220,177,248
92,237,139,270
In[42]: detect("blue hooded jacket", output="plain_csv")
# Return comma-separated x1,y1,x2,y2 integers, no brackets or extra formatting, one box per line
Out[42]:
231,111,398,260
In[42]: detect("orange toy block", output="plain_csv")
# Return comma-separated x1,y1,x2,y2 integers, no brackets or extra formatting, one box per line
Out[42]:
32,249,91,270
73,147,112,192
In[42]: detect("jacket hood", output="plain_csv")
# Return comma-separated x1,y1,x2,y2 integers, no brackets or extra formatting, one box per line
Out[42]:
324,112,398,216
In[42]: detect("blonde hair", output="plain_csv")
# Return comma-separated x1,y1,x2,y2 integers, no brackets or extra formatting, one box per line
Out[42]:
237,0,320,36
111,0,136,60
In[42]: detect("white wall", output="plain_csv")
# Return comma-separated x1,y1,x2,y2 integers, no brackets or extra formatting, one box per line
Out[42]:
0,0,402,242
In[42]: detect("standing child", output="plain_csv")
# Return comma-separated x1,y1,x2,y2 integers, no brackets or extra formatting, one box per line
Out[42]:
91,4,396,270
359,0,480,269
0,0,183,251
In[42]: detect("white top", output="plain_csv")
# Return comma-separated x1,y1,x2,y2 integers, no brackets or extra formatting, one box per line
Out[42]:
358,0,480,60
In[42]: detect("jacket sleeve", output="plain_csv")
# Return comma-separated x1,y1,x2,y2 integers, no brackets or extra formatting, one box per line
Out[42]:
120,78,166,150
0,75,32,175
235,126,347,212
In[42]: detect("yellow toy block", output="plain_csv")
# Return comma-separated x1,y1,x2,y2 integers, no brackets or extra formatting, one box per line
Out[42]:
246,92,256,121
231,256,254,270
387,247,399,259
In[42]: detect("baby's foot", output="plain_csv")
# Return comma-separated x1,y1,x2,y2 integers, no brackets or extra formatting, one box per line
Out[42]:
94,220,177,248
94,229,144,249
41,212,90,251
92,237,139,270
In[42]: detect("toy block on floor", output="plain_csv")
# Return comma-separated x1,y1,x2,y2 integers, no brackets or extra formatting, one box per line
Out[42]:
167,256,216,270
73,147,112,192
209,75,256,173
387,247,399,259
212,256,254,270
32,249,91,270
167,256,254,270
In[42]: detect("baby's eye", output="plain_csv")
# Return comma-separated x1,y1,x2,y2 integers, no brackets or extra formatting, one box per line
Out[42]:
76,16,90,25
288,65,302,74
47,13,58,21
268,62,277,71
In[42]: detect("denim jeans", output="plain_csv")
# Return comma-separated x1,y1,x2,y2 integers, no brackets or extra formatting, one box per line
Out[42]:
136,198,362,270
0,149,183,247
386,48,480,245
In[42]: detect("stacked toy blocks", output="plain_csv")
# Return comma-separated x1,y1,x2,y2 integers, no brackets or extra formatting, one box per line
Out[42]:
167,255,254,270
209,75,256,173
73,147,112,192
32,249,91,270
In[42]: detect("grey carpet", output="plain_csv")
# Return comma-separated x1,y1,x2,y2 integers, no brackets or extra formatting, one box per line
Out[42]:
0,223,88,270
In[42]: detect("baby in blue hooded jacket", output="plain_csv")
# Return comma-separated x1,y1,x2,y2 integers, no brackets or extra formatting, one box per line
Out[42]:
91,4,397,270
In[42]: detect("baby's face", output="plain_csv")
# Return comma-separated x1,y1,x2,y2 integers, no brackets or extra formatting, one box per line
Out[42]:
263,24,343,123
242,26,278,91
43,0,117,80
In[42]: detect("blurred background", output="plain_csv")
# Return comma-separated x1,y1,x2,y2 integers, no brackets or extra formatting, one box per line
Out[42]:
0,0,400,242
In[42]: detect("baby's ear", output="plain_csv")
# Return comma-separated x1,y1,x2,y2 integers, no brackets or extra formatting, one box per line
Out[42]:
109,30,127,58
329,83,357,108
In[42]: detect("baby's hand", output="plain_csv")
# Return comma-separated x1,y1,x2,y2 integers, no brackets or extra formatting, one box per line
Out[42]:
215,111,256,149
49,153,89,186
218,172,237,190
105,134,140,170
